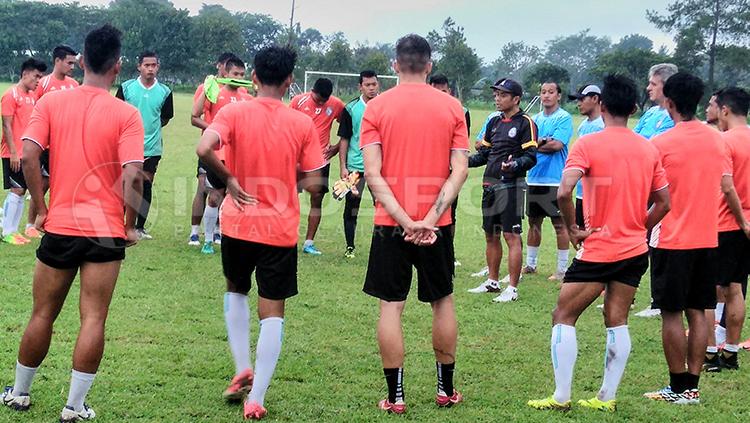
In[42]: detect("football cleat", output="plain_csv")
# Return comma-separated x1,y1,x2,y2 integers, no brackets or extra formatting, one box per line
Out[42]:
224,368,254,401
577,397,616,412
60,404,96,422
378,399,406,414
527,396,571,411
467,280,501,294
1,386,30,411
243,400,267,420
436,390,462,408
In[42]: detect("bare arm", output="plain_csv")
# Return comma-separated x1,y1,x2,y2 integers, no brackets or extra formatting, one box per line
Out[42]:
123,162,144,246
537,138,564,153
2,115,19,171
196,130,257,210
22,140,45,227
558,170,589,249
721,175,750,236
646,187,671,231
362,144,414,229
338,137,350,179
191,94,209,130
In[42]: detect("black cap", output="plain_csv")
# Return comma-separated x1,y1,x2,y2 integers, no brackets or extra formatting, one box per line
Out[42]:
491,78,522,97
568,84,601,101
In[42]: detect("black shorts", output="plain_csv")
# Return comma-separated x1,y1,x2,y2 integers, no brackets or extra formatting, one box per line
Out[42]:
482,184,524,235
363,225,454,303
40,149,50,177
143,155,161,175
717,230,750,287
196,159,207,178
298,164,330,194
205,165,226,190
651,247,718,312
221,235,298,300
526,185,560,218
564,252,649,287
37,232,126,269
2,158,26,189
575,198,584,228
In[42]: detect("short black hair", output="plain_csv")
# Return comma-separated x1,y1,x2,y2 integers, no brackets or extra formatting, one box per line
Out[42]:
715,87,750,117
312,78,333,99
224,57,245,72
21,58,47,74
216,52,237,65
542,81,562,94
359,70,377,84
53,45,77,61
84,24,122,75
601,75,638,118
396,34,431,74
253,45,296,87
429,74,449,86
138,51,158,64
663,72,704,120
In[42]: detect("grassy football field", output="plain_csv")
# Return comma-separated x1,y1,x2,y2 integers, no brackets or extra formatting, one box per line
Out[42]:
0,82,748,421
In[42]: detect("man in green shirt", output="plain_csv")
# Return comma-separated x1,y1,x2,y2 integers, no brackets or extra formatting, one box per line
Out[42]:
116,51,174,240
338,70,379,258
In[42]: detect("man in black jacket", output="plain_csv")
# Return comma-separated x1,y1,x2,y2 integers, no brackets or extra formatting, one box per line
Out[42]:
467,78,538,303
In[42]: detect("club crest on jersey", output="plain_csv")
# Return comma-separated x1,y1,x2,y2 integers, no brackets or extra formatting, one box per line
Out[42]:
508,127,517,137
315,107,322,115
326,107,333,116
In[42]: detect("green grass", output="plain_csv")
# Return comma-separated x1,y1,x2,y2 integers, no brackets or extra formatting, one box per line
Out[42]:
1,83,749,421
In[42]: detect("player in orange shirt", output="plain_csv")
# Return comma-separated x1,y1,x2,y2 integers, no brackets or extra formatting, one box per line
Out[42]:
192,56,253,254
1,58,46,245
360,34,469,414
290,78,344,255
197,45,324,421
27,45,79,239
702,87,750,372
528,75,670,412
2,25,145,422
644,73,726,405
188,52,240,246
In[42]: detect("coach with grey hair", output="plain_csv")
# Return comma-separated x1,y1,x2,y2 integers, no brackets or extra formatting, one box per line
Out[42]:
633,63,678,140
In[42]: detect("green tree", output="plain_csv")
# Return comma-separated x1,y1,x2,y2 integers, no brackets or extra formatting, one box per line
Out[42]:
191,4,245,79
353,45,391,74
614,34,654,51
523,62,570,96
544,29,611,92
321,32,353,72
491,41,541,82
591,48,672,108
427,17,481,99
235,13,284,60
648,0,750,89
714,45,750,88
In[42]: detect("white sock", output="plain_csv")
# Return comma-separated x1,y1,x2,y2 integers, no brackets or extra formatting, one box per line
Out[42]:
65,370,95,412
725,343,739,353
191,225,200,236
203,205,218,239
12,361,38,395
716,325,727,345
716,302,725,322
707,346,719,354
224,293,251,374
303,239,313,248
557,249,569,273
551,324,577,403
598,325,631,401
487,279,499,286
248,317,284,406
526,246,539,268
2,193,23,236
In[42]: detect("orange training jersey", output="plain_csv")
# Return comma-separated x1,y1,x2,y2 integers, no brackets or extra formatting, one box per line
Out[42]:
564,127,668,262
1,85,36,158
650,120,725,249
22,86,145,239
205,86,253,161
206,97,325,247
718,126,750,231
289,92,344,155
359,83,470,227
35,74,79,98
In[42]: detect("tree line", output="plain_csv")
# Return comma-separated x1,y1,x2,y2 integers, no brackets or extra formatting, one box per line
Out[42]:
2,0,749,103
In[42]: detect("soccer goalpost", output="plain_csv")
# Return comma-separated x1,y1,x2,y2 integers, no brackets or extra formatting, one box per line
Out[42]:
301,70,399,98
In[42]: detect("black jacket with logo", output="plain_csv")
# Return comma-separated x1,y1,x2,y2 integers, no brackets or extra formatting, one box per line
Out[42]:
469,110,538,185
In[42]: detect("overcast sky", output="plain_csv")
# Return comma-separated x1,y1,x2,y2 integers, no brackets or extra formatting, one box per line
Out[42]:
47,0,677,61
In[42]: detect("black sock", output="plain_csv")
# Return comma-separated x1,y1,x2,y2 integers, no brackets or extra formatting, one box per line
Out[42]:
669,372,687,393
684,373,700,390
437,362,455,396
383,368,404,403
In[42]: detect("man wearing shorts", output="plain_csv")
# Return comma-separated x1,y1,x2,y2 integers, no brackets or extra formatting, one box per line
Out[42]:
2,58,46,245
290,78,344,255
360,34,469,414
197,45,324,420
467,78,537,303
116,51,174,240
528,75,670,412
2,25,144,422
526,81,574,281
568,85,604,228
644,73,725,404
